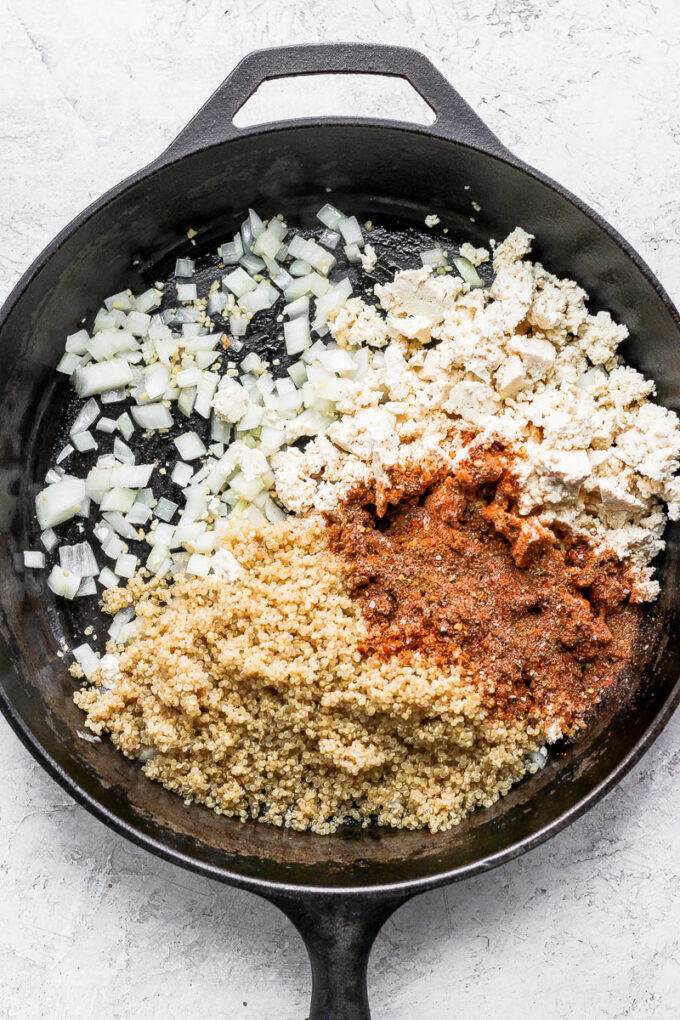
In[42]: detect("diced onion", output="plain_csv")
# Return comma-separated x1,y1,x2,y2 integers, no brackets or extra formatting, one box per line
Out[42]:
99,566,120,589
453,256,484,288
114,553,138,578
72,431,97,453
317,203,345,231
174,431,207,461
74,359,133,398
337,215,364,247
24,550,45,569
72,643,99,677
176,283,197,302
130,404,173,430
284,316,311,355
59,541,99,576
175,258,195,277
36,478,87,530
47,565,81,599
70,398,100,436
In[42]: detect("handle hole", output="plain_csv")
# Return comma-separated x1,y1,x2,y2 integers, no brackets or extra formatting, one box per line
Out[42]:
232,73,436,128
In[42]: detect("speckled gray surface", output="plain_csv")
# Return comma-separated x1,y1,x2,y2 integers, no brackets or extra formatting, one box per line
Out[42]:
1,1,679,1017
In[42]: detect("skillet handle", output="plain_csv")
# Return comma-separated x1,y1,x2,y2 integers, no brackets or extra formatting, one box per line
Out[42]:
158,43,510,163
266,890,410,1020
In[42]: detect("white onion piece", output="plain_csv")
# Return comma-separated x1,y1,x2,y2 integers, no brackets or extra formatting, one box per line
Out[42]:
100,487,137,513
131,404,173,430
74,359,133,398
223,267,257,297
420,248,446,267
318,348,356,374
237,404,264,431
125,503,152,526
135,288,162,313
126,311,151,337
103,512,140,540
40,528,58,552
154,497,178,521
105,290,132,312
176,283,197,302
252,227,281,261
185,553,211,577
284,316,311,355
317,203,345,231
117,412,134,440
151,522,176,547
100,387,127,404
313,277,353,332
59,541,99,576
65,329,90,355
318,229,341,249
337,215,364,247
287,361,307,387
72,430,96,453
229,314,248,337
143,363,171,400
56,444,73,464
114,554,138,578
70,398,100,435
175,258,195,277
110,464,153,488
76,576,97,597
453,256,484,288
174,431,206,461
113,437,135,465
180,486,208,523
289,259,312,278
72,643,99,677
57,352,84,375
284,295,310,319
96,417,117,434
247,208,265,239
219,239,242,264
102,533,124,559
99,566,120,589
47,565,81,599
177,386,197,418
344,242,362,263
36,478,87,530
171,461,194,487
240,253,266,274
24,550,45,569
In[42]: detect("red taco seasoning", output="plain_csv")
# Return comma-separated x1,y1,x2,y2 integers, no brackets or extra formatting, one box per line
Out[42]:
326,448,642,736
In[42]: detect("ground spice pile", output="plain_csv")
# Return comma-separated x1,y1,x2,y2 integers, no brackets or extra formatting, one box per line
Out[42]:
327,448,642,739
74,517,547,834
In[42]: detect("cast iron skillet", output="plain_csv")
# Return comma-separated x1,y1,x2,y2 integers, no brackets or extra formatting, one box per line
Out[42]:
1,43,679,1019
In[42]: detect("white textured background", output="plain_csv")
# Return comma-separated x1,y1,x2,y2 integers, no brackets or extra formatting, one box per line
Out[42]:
1,1,679,1017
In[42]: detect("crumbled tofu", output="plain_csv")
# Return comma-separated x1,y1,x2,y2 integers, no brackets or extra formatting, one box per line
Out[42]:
360,243,378,273
211,548,244,581
328,298,390,348
424,214,440,227
459,243,490,266
268,227,680,593
496,355,527,398
212,380,250,422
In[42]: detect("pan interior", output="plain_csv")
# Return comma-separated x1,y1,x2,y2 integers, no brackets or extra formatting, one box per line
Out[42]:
1,123,679,890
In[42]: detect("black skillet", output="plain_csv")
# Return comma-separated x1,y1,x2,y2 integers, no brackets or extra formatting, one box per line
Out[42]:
1,44,679,1019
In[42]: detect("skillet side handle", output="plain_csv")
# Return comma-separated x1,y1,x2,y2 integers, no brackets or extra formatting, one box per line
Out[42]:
268,891,410,1020
156,43,511,164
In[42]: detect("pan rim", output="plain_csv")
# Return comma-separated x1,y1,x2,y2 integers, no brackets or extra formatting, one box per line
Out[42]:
2,117,680,895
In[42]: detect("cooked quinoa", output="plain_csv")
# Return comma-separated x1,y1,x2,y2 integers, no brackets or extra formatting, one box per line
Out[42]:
75,517,546,834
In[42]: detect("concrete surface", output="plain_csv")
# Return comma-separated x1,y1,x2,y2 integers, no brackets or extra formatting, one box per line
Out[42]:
1,0,679,1016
